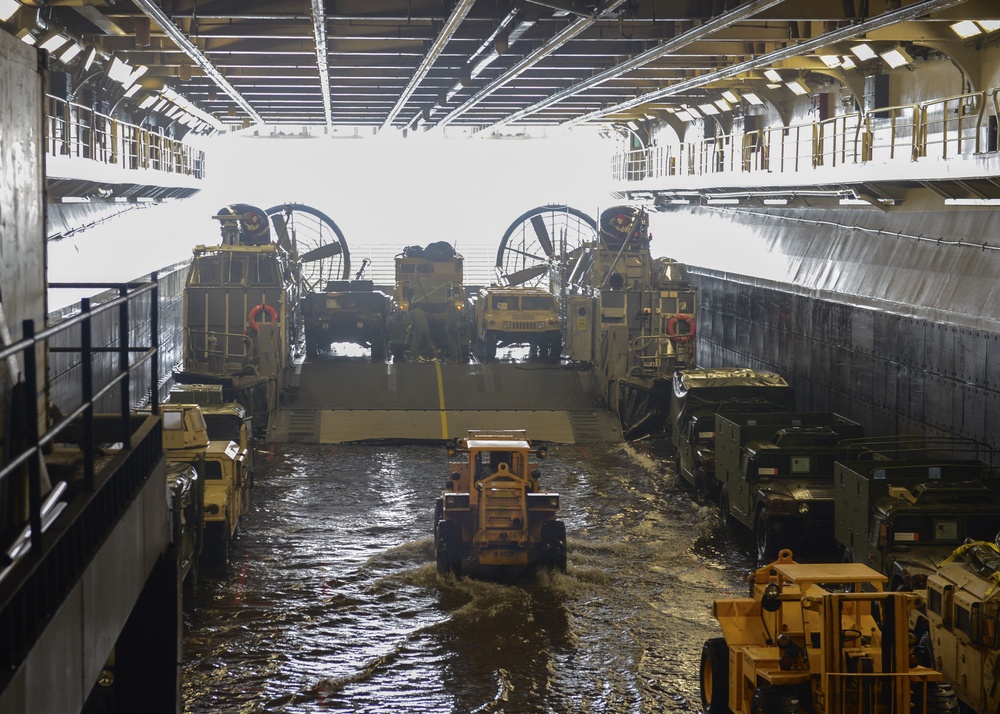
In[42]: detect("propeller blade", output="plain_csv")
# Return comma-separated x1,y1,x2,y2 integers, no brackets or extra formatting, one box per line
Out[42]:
300,241,343,263
270,214,293,253
505,264,549,286
530,215,555,257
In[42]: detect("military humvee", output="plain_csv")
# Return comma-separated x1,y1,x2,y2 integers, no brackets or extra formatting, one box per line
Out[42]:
474,286,562,360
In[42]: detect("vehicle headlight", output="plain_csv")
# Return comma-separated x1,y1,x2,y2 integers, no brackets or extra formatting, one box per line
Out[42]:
356,321,365,329
798,502,810,515
503,321,511,329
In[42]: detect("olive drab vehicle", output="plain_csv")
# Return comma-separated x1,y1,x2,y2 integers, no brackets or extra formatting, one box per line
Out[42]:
670,368,796,502
167,382,256,481
834,457,1000,591
434,430,565,576
389,241,471,361
700,549,955,714
301,278,392,360
919,535,1000,714
713,412,865,561
160,403,247,565
586,206,698,439
474,286,562,361
178,204,302,430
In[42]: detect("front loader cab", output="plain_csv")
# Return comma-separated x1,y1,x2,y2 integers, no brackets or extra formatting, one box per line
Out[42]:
436,430,563,577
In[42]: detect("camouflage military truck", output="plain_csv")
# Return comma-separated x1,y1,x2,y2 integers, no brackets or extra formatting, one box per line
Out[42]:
301,279,392,360
388,241,471,361
670,368,796,502
834,459,1000,591
714,412,864,561
919,535,1000,714
474,286,562,360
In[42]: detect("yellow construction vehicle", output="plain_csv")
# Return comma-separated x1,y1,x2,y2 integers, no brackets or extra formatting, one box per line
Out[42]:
161,403,247,565
701,549,956,713
434,430,564,576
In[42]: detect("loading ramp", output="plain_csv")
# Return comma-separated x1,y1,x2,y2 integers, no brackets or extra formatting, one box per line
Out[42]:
268,360,621,444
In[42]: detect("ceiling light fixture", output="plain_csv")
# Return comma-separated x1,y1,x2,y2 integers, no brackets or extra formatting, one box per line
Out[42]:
82,46,97,71
139,95,158,110
840,56,857,70
698,103,719,116
721,90,740,103
16,28,37,45
949,20,982,38
851,43,877,61
880,46,912,68
977,20,1000,33
742,91,764,106
121,65,148,91
714,98,733,111
766,83,781,89
0,0,21,22
819,55,841,68
123,84,141,98
38,31,69,53
107,57,133,84
674,110,693,121
685,106,703,119
786,78,810,95
763,68,782,82
59,43,83,64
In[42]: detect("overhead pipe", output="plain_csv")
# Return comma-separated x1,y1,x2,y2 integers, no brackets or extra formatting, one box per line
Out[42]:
130,0,263,124
564,0,972,126
381,0,476,131
310,0,333,127
434,0,630,128
485,0,786,132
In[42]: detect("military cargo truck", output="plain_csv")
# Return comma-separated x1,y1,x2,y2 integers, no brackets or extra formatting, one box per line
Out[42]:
920,536,1000,714
835,459,1000,590
434,430,564,576
714,412,864,561
474,286,562,360
168,382,256,482
670,368,796,502
161,403,248,564
388,241,471,361
301,279,392,360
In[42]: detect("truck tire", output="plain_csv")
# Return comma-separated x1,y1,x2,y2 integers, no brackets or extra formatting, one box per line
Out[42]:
203,522,230,566
699,637,729,714
540,520,567,573
750,685,802,714
435,520,462,576
718,487,737,528
694,468,711,504
755,510,782,563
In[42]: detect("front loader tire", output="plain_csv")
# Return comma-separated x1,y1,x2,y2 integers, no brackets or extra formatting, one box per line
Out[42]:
435,520,462,576
699,637,729,714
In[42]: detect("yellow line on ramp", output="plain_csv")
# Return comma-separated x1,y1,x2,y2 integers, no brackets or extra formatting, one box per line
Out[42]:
435,361,448,439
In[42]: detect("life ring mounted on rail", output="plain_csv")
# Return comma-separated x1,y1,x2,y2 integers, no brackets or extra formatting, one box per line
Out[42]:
666,314,696,343
248,303,279,332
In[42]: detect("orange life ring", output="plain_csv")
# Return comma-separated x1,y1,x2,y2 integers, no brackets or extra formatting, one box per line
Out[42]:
248,303,278,331
666,314,696,342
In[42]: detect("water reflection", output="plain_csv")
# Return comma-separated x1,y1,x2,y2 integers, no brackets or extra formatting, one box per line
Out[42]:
183,443,756,713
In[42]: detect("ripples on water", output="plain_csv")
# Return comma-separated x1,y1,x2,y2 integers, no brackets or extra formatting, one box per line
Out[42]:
182,443,757,713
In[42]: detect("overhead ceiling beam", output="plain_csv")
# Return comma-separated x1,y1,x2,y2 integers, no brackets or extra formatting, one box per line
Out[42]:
483,0,785,132
565,0,972,126
310,0,333,127
130,0,264,124
381,0,475,131
434,0,630,128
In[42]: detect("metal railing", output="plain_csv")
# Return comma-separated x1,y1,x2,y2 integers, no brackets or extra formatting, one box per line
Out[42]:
0,276,160,571
44,95,206,179
612,87,1000,182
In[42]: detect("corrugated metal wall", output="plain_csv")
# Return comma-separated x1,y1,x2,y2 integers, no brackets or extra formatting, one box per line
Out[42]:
47,262,188,417
692,269,1000,450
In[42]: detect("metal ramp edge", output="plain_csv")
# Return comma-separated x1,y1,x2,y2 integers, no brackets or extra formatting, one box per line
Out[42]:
267,408,621,444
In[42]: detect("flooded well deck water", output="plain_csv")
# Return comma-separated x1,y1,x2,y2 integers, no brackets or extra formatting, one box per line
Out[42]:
182,443,758,713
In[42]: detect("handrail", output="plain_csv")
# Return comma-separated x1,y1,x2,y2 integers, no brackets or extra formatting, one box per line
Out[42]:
612,84,1000,184
44,94,206,180
0,276,160,563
